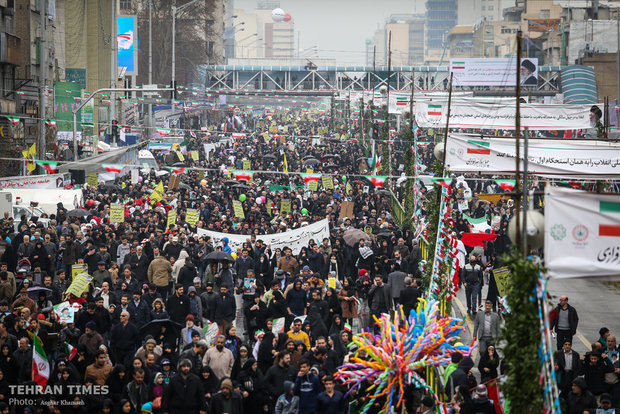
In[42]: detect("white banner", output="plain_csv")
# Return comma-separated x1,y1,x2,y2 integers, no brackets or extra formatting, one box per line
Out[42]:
445,134,620,176
545,187,620,278
196,219,330,255
415,101,601,130
450,58,538,87
0,174,66,190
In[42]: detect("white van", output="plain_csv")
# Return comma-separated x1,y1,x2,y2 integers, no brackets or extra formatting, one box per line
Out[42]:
138,150,168,176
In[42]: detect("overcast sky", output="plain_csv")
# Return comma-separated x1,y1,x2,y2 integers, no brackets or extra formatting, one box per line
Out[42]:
233,0,425,65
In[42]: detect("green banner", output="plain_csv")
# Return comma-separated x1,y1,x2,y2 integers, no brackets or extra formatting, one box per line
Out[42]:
54,81,83,132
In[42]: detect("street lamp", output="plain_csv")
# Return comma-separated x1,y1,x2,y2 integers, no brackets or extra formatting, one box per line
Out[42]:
172,0,202,97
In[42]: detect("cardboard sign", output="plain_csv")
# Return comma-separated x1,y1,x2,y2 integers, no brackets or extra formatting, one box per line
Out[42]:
243,160,251,170
71,264,86,280
340,201,354,220
87,173,98,188
322,176,334,190
266,200,272,216
233,200,245,219
65,274,90,297
167,210,177,229
53,301,75,324
493,267,511,297
110,203,124,223
168,175,180,190
186,208,199,227
308,180,318,192
198,169,205,180
328,277,336,289
280,199,291,215
190,151,199,161
130,169,139,184
176,151,185,161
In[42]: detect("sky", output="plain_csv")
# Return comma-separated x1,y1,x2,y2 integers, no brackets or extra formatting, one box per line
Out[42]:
233,0,425,65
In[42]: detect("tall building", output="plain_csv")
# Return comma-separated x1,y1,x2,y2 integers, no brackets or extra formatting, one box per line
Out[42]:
369,14,425,67
425,0,457,64
458,0,514,25
232,1,295,61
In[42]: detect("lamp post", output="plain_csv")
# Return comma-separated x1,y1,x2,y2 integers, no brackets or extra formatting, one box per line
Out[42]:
171,0,202,97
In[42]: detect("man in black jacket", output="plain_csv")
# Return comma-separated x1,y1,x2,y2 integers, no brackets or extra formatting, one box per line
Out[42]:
264,352,296,410
551,295,579,350
128,245,150,283
213,284,236,335
162,358,208,414
166,284,191,325
399,277,422,319
109,310,140,366
210,378,244,414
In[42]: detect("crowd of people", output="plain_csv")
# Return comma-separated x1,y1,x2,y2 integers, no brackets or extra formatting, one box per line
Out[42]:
0,105,616,414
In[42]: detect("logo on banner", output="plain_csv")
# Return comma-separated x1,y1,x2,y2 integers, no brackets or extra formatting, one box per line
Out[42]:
572,225,589,242
550,224,567,241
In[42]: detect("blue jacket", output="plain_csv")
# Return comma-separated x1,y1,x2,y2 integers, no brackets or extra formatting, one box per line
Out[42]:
316,390,346,414
294,373,322,414
286,285,307,316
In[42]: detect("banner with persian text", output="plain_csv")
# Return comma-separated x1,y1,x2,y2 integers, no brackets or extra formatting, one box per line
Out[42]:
415,101,602,130
196,219,330,255
545,187,620,278
445,133,620,176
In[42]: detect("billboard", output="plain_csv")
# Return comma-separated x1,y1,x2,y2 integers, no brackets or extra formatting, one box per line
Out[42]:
117,16,137,75
450,58,538,87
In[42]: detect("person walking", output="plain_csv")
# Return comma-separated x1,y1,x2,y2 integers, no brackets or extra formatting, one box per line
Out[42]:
472,300,500,355
551,295,579,351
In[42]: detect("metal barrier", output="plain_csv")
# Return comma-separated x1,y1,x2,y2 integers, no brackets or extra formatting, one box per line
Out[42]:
390,190,406,228
420,237,430,261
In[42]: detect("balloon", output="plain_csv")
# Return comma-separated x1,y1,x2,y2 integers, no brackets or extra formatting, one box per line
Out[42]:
283,12,292,22
239,194,246,202
256,197,263,204
200,179,207,187
222,169,228,175
301,208,308,215
342,175,347,181
138,176,143,183
271,8,285,22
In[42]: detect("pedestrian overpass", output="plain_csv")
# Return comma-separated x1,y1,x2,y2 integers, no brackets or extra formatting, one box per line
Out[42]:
202,64,563,95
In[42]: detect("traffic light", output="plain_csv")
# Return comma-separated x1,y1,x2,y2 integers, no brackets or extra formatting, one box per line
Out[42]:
372,123,379,139
111,120,119,143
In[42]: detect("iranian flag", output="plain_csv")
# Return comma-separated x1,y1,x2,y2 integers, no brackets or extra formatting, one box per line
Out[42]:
599,201,620,237
157,128,171,136
73,97,82,102
5,116,20,125
364,175,387,187
36,161,58,174
495,179,516,191
396,96,408,106
168,166,185,174
45,119,57,127
65,90,72,95
430,177,452,188
32,335,49,387
467,140,491,155
16,91,24,96
463,214,491,233
427,104,442,116
101,99,111,104
64,342,78,361
300,173,321,183
102,164,123,173
232,133,245,139
231,170,253,181
452,61,466,69
191,102,198,107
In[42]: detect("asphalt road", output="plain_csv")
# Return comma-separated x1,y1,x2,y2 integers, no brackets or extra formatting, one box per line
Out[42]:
547,277,620,355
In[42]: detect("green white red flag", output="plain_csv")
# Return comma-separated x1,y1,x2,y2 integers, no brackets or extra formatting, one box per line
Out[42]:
5,116,19,125
430,177,452,188
36,161,58,174
64,342,78,360
32,334,49,387
364,175,387,187
495,179,516,191
300,173,321,183
103,164,123,173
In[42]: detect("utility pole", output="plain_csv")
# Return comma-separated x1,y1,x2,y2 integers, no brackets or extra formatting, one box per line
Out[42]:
617,12,619,116
148,0,153,139
515,31,523,253
386,31,392,177
38,0,47,163
110,0,117,146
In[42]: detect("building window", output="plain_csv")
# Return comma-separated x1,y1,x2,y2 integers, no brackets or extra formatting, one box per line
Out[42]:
120,0,132,10
540,9,550,18
481,5,486,10
488,5,493,10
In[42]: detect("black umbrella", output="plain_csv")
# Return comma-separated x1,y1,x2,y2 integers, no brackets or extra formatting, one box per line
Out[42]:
377,189,391,196
172,161,185,167
323,154,340,159
324,163,338,169
178,182,191,190
139,319,184,338
377,230,393,238
302,155,315,161
67,208,89,217
232,184,250,190
263,154,277,161
343,228,370,246
224,180,238,186
304,158,320,166
356,157,367,164
205,251,235,262
27,286,52,299
102,183,121,191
